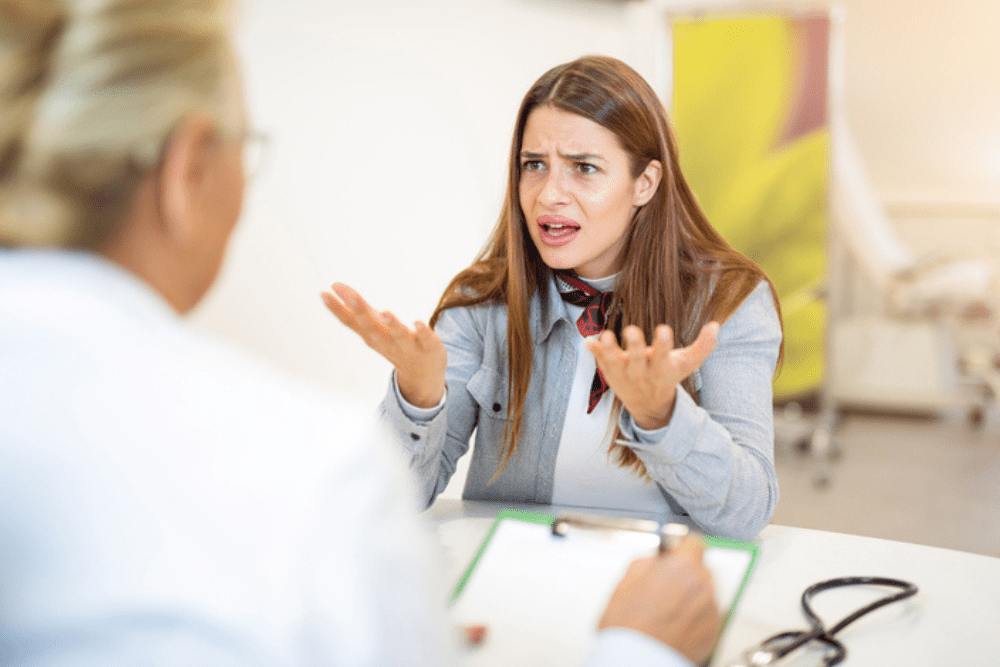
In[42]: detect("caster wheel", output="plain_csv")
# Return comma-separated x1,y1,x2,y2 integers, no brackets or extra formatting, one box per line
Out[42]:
812,473,831,490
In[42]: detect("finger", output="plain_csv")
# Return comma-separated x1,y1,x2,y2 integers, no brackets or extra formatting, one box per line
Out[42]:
378,309,413,340
585,336,605,369
328,284,381,332
332,283,401,333
621,325,649,378
592,329,622,358
329,282,371,313
343,299,395,341
623,554,657,578
584,337,603,362
694,321,720,353
672,322,720,376
328,284,407,348
649,325,674,366
413,320,441,350
587,334,623,387
594,330,627,373
321,291,362,333
670,535,707,564
598,328,620,348
413,321,443,353
621,325,647,352
462,624,488,646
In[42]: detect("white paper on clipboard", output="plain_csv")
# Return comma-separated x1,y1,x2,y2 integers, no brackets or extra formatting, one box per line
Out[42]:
450,512,756,667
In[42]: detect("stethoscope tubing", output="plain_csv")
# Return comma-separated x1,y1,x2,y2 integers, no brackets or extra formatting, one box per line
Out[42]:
757,576,918,666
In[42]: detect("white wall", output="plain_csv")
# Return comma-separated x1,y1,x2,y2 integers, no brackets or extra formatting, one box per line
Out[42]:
191,0,1000,399
838,0,1000,207
192,0,632,401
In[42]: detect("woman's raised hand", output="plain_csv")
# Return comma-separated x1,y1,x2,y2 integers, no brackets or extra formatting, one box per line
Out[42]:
585,321,720,431
321,283,447,408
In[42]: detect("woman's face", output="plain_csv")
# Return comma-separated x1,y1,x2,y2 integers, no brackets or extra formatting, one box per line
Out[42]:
518,105,660,280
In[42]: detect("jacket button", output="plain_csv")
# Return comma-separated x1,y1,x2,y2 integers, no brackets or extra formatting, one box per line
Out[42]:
410,433,420,441
492,403,501,412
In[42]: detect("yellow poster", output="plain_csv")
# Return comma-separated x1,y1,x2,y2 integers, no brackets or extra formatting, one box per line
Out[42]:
672,14,830,398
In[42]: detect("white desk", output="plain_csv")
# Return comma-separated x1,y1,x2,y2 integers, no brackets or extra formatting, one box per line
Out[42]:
428,499,1000,666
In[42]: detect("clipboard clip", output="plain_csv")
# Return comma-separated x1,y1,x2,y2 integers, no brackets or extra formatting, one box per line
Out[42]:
551,513,691,553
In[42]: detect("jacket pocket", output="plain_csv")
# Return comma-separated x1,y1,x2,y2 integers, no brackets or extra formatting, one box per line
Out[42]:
466,365,508,422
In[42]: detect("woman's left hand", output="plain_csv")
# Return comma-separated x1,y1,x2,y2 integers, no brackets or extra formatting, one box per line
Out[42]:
585,321,720,431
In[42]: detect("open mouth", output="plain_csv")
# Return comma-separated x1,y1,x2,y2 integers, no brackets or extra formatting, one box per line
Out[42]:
537,218,581,246
541,222,579,236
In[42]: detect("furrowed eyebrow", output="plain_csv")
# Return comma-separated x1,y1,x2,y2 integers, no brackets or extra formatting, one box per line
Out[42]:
562,152,604,162
519,150,606,162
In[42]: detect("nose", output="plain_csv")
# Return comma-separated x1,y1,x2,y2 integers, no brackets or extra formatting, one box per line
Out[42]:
538,170,570,208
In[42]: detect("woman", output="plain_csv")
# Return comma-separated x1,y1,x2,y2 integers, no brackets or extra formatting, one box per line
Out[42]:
324,55,783,540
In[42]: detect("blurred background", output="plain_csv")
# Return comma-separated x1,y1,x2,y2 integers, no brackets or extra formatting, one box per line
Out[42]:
192,0,1000,556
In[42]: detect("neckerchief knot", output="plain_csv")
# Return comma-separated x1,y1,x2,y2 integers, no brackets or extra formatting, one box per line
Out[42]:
555,271,617,413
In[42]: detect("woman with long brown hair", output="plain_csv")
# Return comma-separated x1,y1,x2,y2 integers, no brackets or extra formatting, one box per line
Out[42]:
324,55,783,541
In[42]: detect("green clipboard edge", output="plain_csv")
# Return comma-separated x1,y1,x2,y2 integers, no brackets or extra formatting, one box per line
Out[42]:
451,509,555,602
702,533,760,626
450,509,760,630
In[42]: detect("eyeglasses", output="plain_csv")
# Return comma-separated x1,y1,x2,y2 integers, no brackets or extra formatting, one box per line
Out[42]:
241,129,271,182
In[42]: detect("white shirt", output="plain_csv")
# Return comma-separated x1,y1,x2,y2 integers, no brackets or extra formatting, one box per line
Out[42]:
551,274,670,514
0,250,456,667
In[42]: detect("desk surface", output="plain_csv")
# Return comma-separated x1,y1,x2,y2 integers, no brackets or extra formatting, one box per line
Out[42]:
428,499,1000,666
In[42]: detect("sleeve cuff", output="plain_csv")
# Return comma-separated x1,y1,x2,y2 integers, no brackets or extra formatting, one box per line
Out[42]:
618,386,702,464
583,628,693,667
630,418,670,445
393,370,446,423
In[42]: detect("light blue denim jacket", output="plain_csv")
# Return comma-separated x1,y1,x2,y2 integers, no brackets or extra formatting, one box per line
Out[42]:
379,274,782,541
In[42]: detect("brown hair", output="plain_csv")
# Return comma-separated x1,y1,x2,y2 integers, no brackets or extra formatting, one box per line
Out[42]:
431,55,783,477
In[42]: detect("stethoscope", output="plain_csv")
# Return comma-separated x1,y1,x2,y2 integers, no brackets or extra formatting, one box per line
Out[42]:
726,576,919,666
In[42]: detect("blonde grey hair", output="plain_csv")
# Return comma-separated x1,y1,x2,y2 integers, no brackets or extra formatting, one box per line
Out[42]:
0,0,241,249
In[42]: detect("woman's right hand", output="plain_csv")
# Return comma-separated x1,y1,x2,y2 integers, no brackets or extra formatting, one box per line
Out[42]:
321,283,447,408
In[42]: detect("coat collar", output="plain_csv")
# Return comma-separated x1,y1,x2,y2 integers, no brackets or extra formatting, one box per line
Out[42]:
530,270,575,344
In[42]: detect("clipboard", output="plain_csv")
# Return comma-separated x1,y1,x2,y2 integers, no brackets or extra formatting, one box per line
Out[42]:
450,509,758,667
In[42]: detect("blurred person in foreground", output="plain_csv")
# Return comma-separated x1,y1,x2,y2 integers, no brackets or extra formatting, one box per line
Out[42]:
0,1,719,666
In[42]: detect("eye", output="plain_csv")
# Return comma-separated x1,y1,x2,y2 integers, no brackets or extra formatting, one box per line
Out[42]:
522,160,545,172
576,162,598,175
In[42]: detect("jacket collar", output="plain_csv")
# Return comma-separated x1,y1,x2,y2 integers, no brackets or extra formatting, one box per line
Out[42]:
530,270,575,343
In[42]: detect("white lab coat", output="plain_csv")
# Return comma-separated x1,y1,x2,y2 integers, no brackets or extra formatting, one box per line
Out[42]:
0,250,455,667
